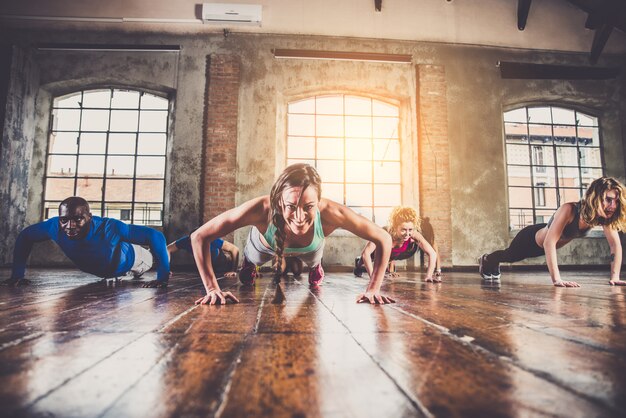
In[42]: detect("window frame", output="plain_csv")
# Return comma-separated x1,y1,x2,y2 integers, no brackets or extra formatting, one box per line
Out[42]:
285,94,402,225
504,104,604,232
43,88,170,226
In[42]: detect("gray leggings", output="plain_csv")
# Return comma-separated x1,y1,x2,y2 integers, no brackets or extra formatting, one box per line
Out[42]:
243,227,325,267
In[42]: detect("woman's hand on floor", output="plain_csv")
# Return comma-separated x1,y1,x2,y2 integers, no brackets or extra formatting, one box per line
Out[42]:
553,280,580,288
356,291,396,304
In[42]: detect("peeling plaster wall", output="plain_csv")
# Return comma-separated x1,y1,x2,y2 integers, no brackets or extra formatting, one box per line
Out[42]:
1,28,624,271
442,46,626,266
0,46,39,264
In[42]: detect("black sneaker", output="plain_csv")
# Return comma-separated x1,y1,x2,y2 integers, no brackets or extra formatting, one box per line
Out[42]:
479,254,492,280
353,257,365,277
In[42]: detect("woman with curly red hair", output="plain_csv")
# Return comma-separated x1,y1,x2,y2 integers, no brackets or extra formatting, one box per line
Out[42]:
354,206,439,282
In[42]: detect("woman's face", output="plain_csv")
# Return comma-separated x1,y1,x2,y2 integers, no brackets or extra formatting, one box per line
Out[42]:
599,189,619,219
281,186,319,235
395,221,414,241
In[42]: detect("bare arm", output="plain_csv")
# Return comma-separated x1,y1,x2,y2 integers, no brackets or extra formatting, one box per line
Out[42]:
191,196,268,304
412,231,438,282
360,240,377,278
604,226,624,285
542,204,580,287
320,199,394,303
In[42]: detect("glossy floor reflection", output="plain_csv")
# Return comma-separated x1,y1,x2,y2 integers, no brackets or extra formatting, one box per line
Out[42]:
1,268,625,417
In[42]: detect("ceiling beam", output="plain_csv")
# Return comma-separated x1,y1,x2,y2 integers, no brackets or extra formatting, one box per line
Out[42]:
517,0,532,30
590,24,614,64
498,61,620,79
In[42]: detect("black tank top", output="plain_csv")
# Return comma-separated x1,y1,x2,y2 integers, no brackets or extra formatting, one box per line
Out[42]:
546,201,591,239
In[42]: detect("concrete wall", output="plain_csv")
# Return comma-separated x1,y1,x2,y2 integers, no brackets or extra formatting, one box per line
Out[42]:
1,28,624,270
0,46,39,264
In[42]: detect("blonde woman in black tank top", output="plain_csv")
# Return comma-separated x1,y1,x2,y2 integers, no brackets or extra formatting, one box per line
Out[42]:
479,177,626,287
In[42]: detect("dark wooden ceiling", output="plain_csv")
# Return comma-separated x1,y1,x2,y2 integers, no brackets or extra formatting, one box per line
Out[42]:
517,0,626,63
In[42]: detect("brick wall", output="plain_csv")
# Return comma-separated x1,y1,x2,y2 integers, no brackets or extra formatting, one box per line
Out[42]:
202,54,240,239
416,65,452,265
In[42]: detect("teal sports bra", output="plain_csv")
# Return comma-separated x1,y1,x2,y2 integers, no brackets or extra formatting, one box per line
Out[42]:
263,210,325,254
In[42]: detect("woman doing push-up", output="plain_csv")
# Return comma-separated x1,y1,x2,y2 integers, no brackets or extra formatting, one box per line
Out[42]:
190,163,394,305
354,206,439,282
479,177,626,287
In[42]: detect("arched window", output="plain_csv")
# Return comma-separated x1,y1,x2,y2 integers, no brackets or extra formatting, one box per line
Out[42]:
44,88,169,226
287,95,401,225
504,105,602,230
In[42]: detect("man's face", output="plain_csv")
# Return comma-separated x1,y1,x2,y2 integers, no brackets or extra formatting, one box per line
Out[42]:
59,205,92,240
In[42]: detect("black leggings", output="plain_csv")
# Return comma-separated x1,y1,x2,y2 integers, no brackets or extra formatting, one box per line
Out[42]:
487,223,546,265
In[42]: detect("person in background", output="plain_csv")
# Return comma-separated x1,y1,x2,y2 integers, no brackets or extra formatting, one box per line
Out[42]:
167,233,240,278
354,206,439,282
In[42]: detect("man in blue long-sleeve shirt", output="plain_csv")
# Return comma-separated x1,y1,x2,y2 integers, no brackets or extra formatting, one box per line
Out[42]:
4,196,170,288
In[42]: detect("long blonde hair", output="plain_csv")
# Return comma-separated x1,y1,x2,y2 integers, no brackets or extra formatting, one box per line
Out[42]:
580,177,626,231
387,206,421,240
269,163,322,274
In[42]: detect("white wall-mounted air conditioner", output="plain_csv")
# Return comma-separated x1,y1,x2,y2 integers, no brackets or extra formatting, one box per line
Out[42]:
202,3,262,25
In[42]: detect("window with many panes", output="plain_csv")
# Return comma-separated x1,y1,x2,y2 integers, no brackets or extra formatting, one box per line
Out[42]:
286,95,401,226
44,89,169,226
504,106,602,230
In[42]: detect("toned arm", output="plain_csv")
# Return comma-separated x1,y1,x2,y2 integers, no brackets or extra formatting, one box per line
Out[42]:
190,196,269,305
320,199,394,303
540,203,580,287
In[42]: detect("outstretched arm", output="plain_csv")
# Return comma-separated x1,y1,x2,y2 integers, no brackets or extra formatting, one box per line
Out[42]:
120,223,170,285
5,221,54,285
191,196,268,305
543,204,580,287
360,240,377,278
321,199,394,303
604,227,624,286
412,231,438,282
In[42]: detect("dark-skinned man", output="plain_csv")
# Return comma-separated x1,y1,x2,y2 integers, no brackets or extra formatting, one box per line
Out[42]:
4,196,170,288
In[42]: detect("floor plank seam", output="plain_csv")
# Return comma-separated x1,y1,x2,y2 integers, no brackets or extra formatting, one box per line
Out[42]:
391,305,620,414
20,330,151,414
95,313,202,418
157,304,199,333
518,322,619,353
1,280,204,334
15,281,214,414
0,331,45,352
298,279,435,418
212,285,271,418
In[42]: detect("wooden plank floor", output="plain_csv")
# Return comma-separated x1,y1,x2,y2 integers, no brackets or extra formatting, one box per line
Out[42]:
1,267,625,418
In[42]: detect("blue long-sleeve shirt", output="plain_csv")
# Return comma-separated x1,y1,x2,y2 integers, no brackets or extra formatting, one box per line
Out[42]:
11,216,170,281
